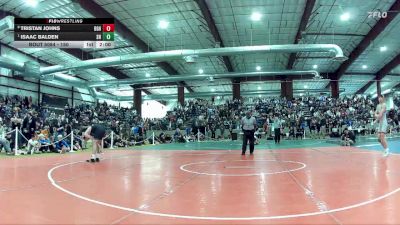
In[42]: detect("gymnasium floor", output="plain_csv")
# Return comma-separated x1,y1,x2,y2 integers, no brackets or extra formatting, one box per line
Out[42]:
1,138,400,225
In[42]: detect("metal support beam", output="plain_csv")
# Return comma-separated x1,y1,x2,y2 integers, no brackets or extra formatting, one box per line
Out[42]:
178,86,185,106
38,79,41,106
138,82,181,88
142,89,152,95
71,87,74,107
377,80,382,96
281,79,293,100
194,0,234,72
287,0,316,69
332,0,400,81
303,32,365,37
232,79,241,100
236,74,314,82
393,82,400,90
376,53,400,80
355,81,374,95
330,80,339,98
355,52,400,94
134,88,142,117
280,81,287,98
75,0,194,93
98,75,316,91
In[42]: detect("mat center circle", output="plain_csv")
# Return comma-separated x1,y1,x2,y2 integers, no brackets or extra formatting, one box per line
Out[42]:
180,159,306,176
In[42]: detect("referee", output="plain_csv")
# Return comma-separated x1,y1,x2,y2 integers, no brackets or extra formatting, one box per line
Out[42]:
241,111,257,155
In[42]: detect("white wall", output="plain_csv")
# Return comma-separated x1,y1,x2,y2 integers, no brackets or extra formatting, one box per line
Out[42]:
142,100,167,118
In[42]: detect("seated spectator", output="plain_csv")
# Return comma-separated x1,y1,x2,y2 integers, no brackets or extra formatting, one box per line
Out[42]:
132,126,139,136
296,126,304,139
28,133,41,154
159,132,167,143
331,127,340,138
341,128,356,146
289,127,295,140
165,133,172,142
174,128,185,143
0,137,12,154
56,127,65,138
73,136,82,150
0,122,12,154
185,126,191,136
72,130,83,150
184,133,196,142
254,134,260,145
255,128,263,139
40,125,50,138
55,135,70,154
38,133,55,153
112,134,126,147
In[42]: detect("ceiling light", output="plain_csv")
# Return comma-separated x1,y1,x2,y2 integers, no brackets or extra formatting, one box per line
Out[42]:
25,0,38,7
198,69,204,74
258,94,262,97
211,88,215,92
158,20,169,29
256,66,261,71
183,55,197,63
145,73,150,78
340,12,350,21
362,65,368,69
257,86,261,90
100,78,105,81
304,85,308,89
380,46,387,52
313,64,318,69
251,12,262,21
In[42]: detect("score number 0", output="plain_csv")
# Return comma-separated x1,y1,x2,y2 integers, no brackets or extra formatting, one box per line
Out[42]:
103,24,115,32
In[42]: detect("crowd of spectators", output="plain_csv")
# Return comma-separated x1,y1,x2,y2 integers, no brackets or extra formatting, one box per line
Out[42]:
166,95,400,141
1,94,400,155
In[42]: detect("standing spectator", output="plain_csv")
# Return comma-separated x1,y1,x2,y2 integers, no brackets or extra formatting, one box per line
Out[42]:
219,118,225,139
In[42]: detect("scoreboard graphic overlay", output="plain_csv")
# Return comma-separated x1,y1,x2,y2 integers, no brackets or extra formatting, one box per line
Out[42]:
13,18,115,49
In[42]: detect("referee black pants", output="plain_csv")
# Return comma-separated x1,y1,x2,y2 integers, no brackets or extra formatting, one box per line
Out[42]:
274,128,281,143
242,130,255,154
